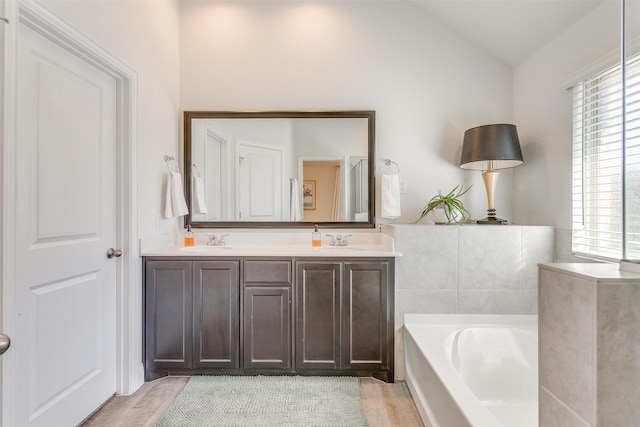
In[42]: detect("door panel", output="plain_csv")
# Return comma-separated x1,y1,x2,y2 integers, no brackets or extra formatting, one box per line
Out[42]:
193,261,240,369
343,262,389,370
295,262,341,370
145,261,193,374
204,132,224,221
13,21,118,426
244,286,291,370
238,142,283,221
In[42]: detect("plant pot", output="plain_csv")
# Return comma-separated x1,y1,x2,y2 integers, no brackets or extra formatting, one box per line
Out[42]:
429,207,460,224
429,208,449,224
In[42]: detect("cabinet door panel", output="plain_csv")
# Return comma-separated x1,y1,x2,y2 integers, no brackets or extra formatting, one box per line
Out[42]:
145,260,193,373
344,262,389,370
244,259,291,283
244,286,291,370
295,262,341,370
193,261,240,369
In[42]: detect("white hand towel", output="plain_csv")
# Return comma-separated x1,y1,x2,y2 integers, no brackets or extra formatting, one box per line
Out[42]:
193,176,207,214
164,171,189,218
290,179,303,221
381,174,401,219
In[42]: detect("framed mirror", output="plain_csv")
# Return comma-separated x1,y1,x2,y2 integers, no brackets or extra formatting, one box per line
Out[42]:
184,111,375,228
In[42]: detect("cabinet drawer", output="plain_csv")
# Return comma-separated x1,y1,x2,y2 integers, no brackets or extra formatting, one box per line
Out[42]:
244,260,291,284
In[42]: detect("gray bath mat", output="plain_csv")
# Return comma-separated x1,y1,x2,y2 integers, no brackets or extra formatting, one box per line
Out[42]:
155,375,369,426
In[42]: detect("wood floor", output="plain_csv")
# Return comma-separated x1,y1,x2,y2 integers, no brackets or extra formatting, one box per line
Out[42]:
82,376,424,427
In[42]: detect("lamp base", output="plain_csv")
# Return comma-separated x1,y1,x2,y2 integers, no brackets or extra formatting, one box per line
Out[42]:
476,208,508,224
477,217,508,225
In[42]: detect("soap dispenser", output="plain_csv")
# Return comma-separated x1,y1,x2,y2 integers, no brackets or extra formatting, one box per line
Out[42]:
184,225,194,247
312,224,322,247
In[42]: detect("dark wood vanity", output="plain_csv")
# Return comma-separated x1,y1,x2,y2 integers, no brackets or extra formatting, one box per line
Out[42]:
143,256,394,382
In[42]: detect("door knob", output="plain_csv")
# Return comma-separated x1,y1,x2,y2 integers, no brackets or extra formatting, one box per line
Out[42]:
106,248,123,259
0,333,10,355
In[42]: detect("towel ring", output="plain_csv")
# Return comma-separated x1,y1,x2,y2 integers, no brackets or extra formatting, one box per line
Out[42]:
164,155,178,173
192,163,201,178
383,159,400,174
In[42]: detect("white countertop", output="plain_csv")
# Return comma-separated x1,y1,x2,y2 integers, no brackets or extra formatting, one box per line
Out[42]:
142,243,401,257
140,227,400,257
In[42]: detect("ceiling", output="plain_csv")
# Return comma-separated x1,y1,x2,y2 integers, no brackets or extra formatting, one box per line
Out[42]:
411,0,604,66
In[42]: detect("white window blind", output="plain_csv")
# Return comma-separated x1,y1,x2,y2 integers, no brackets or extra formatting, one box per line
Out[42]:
572,53,640,259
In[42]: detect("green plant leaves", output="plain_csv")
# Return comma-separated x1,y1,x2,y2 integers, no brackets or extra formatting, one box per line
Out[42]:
413,184,471,224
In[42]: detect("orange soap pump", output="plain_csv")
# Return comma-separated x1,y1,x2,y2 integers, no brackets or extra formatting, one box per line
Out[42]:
312,224,322,247
184,225,194,247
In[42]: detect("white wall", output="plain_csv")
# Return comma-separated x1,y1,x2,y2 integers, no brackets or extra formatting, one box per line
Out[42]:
42,0,182,239
179,0,514,224
513,2,621,228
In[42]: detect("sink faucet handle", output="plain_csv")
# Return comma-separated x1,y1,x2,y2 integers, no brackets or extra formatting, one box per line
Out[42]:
326,234,336,246
341,234,351,246
218,234,229,245
207,234,217,245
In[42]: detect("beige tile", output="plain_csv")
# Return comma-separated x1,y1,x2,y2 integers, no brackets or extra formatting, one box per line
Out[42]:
394,289,458,328
458,225,522,290
539,387,591,427
521,226,554,290
458,290,537,314
393,225,458,290
538,269,595,424
596,283,640,426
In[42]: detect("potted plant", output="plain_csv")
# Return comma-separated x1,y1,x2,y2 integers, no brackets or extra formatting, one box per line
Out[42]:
414,185,471,224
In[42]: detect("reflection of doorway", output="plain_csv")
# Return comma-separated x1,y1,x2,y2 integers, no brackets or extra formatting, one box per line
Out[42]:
237,141,285,221
299,158,346,222
203,129,227,221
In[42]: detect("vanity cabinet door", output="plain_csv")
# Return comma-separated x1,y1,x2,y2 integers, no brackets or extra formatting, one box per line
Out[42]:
243,286,292,370
193,260,240,369
145,260,193,379
295,262,342,370
343,261,392,379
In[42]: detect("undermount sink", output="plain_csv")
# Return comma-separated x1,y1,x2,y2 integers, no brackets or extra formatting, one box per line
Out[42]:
179,245,234,251
313,246,367,251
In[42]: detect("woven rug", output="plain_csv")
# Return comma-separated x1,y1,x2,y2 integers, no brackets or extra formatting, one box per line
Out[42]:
155,376,369,427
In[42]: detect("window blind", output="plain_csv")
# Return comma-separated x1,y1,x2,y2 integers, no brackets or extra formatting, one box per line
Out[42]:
572,53,640,259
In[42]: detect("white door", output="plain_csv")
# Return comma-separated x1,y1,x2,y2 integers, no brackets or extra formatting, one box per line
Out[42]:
205,130,225,221
10,18,118,427
238,142,284,221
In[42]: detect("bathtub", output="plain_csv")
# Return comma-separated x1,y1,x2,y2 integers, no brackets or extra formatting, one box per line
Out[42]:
404,314,538,427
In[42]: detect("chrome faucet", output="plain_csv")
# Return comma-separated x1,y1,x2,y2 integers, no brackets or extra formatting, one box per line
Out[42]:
326,234,351,246
207,234,228,246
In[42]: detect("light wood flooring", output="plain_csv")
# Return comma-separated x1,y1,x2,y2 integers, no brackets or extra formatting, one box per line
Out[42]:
82,376,424,427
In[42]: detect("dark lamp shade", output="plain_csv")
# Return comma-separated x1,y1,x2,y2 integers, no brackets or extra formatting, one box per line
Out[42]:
459,124,524,170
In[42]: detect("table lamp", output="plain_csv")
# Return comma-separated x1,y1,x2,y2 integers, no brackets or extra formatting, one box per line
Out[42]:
459,124,524,224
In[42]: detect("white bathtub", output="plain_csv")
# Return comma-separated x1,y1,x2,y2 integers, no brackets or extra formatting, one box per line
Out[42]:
404,314,538,427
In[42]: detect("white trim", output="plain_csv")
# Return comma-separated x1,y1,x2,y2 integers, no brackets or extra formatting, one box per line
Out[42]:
2,2,141,424
563,36,640,89
0,0,18,420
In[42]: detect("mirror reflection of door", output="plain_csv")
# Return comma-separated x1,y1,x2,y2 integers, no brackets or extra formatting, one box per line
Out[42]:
204,130,224,221
238,141,284,221
190,122,230,221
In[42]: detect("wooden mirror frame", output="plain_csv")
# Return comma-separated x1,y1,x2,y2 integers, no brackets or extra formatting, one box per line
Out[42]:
184,110,376,228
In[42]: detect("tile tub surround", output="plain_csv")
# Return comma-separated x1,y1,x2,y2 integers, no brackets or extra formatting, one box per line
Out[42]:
538,263,640,426
391,224,554,381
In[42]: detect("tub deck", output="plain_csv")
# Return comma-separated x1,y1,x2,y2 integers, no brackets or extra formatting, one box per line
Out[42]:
404,314,538,427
